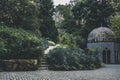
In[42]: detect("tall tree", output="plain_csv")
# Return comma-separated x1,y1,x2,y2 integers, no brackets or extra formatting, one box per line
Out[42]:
110,0,120,13
55,4,77,33
55,4,86,49
0,0,39,33
38,0,58,42
110,14,120,42
72,0,114,39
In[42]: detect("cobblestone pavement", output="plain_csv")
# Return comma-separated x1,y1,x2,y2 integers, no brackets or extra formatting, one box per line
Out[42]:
0,64,120,80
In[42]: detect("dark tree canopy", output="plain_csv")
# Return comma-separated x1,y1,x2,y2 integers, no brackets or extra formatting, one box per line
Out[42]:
0,0,118,49
0,0,39,32
38,0,58,42
72,0,114,39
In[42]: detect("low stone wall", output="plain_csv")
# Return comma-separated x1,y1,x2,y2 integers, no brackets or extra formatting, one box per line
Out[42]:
0,59,38,71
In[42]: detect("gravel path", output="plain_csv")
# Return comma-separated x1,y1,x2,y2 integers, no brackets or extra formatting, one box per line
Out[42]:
0,64,120,80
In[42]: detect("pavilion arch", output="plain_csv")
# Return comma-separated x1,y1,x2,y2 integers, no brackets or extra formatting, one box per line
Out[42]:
102,48,111,64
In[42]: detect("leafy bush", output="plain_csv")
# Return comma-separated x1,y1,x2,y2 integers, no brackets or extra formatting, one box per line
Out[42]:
58,31,77,48
58,31,86,49
47,48,102,70
110,14,120,42
0,67,2,72
0,25,47,59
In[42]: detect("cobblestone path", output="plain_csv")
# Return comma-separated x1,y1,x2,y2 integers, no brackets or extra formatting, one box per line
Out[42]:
0,64,120,80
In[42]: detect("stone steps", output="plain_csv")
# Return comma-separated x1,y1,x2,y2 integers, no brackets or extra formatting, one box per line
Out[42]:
38,54,49,70
41,61,47,64
38,67,48,70
39,64,49,67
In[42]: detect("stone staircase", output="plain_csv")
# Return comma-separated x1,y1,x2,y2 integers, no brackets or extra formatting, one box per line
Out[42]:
38,54,49,70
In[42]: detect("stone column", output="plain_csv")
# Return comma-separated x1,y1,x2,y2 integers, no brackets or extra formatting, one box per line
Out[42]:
111,43,115,63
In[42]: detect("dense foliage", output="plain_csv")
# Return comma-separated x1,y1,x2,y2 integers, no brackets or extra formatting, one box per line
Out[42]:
47,47,102,70
0,0,119,71
58,31,77,48
0,0,58,41
38,0,58,42
55,5,86,49
0,0,39,33
72,0,114,40
55,0,115,48
110,14,120,42
0,25,47,59
0,67,3,72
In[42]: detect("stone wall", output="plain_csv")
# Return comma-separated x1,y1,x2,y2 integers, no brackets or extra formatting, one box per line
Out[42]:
87,42,115,63
0,59,38,71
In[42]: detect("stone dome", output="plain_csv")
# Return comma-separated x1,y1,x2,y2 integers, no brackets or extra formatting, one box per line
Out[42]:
88,27,115,42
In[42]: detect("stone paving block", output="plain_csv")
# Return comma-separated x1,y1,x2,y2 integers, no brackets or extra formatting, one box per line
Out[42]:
0,65,120,80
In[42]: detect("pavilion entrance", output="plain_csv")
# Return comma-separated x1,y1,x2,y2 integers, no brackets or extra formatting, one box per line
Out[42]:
102,48,111,64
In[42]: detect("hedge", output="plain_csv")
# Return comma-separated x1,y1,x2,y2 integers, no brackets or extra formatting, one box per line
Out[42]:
47,47,102,70
0,25,48,59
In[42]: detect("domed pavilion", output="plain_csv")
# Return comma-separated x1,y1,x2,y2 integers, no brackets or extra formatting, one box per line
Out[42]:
87,26,120,64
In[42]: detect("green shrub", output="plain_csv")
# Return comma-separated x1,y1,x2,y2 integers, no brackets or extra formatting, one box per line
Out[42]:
47,48,102,70
58,32,77,48
0,61,3,72
0,67,2,72
0,25,46,59
58,31,86,49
